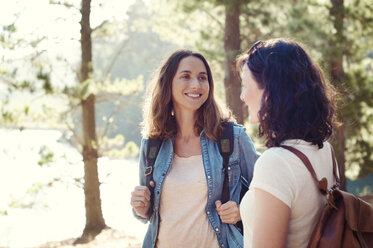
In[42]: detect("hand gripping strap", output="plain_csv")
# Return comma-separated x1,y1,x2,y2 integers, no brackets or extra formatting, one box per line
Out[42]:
145,138,162,217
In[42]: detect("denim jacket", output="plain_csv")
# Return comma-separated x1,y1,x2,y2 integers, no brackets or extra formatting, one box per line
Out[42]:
133,124,259,248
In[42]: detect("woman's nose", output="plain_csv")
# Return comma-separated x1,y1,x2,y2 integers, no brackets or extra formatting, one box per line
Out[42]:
240,91,245,102
190,77,200,88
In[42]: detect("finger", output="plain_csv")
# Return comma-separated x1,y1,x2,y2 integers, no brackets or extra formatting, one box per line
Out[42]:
217,209,231,217
134,185,151,194
131,200,145,207
221,217,235,224
149,181,155,188
219,201,236,210
220,212,237,221
131,195,150,204
131,192,151,202
218,208,234,216
135,191,151,201
218,207,237,217
131,197,147,207
132,188,151,201
215,200,222,210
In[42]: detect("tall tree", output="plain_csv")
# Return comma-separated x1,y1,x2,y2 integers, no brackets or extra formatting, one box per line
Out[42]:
223,1,247,124
76,0,106,243
328,0,347,189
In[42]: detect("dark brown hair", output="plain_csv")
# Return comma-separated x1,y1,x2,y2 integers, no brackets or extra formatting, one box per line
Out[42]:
143,49,231,141
237,38,337,148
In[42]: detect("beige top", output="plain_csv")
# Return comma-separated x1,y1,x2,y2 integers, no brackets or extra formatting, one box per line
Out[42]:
240,140,335,248
156,154,219,248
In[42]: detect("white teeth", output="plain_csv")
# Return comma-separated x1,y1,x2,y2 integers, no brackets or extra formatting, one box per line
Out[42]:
186,93,200,97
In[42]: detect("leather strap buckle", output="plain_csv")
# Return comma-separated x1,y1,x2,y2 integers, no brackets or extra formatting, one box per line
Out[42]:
144,166,153,176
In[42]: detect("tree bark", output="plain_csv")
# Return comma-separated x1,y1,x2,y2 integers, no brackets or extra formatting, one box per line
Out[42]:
329,0,347,190
223,2,247,124
75,0,106,243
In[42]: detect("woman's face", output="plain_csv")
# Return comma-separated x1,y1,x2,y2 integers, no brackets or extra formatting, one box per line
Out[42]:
171,56,210,113
240,63,264,124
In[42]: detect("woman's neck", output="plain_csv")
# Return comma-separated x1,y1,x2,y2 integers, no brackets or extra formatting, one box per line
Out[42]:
174,108,198,140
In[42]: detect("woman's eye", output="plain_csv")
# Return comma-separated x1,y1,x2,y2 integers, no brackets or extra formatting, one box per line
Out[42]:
181,74,190,79
199,76,207,81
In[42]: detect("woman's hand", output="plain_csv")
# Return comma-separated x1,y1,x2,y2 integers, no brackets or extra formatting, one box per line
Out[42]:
131,181,155,218
215,200,241,224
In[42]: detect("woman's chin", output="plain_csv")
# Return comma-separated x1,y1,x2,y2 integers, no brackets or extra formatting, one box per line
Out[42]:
248,116,260,124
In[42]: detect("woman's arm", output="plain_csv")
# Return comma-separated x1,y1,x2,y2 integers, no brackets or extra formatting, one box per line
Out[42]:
238,130,260,184
251,188,290,248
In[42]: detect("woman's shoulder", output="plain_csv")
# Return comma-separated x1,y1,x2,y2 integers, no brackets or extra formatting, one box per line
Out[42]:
231,122,246,136
257,147,285,164
253,146,302,174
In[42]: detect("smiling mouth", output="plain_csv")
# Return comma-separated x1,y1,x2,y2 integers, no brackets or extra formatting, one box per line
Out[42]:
185,93,202,98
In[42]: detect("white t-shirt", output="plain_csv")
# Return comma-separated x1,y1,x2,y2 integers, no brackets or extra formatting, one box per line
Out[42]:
240,139,336,248
156,154,219,248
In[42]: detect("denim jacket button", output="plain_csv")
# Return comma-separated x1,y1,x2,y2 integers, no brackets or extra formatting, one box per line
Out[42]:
228,166,231,170
215,227,219,232
207,175,211,179
208,194,212,199
207,211,210,215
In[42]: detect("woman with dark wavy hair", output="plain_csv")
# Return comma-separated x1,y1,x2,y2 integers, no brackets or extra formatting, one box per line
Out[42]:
237,38,337,248
130,49,259,248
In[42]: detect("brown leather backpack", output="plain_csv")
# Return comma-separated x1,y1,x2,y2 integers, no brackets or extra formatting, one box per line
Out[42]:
281,145,373,248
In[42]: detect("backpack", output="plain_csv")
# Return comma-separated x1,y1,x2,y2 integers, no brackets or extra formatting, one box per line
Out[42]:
144,122,249,229
281,145,373,248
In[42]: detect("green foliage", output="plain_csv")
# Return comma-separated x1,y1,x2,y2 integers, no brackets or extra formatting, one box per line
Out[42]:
343,63,373,177
38,145,55,166
123,141,140,158
95,76,144,97
7,178,62,210
37,70,53,94
99,134,139,158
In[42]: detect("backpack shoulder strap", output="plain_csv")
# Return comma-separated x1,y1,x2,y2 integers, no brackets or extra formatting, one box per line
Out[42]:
145,137,162,216
280,145,329,195
330,146,341,185
219,122,234,203
145,137,162,179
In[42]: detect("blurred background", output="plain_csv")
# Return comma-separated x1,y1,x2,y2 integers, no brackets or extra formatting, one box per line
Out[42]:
0,0,372,247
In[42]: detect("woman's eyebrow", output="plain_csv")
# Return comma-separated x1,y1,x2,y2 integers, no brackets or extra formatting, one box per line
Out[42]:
178,70,207,74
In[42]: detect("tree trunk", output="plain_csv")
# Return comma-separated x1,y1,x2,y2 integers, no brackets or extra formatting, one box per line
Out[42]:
223,2,247,124
329,0,347,190
75,0,106,243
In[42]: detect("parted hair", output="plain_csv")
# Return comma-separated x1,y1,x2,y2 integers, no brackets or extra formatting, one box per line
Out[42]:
237,38,337,148
142,49,231,141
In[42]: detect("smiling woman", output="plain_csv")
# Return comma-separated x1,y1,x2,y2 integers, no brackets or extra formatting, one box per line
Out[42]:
130,49,259,248
171,56,209,113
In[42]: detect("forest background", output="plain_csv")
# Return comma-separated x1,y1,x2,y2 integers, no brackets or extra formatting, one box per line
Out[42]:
1,0,372,247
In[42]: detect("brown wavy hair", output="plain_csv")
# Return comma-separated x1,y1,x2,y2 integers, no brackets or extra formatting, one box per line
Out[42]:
142,49,231,141
237,38,337,148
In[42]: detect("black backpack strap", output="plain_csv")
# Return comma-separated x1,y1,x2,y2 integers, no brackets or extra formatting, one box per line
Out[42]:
145,137,162,217
218,122,234,204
